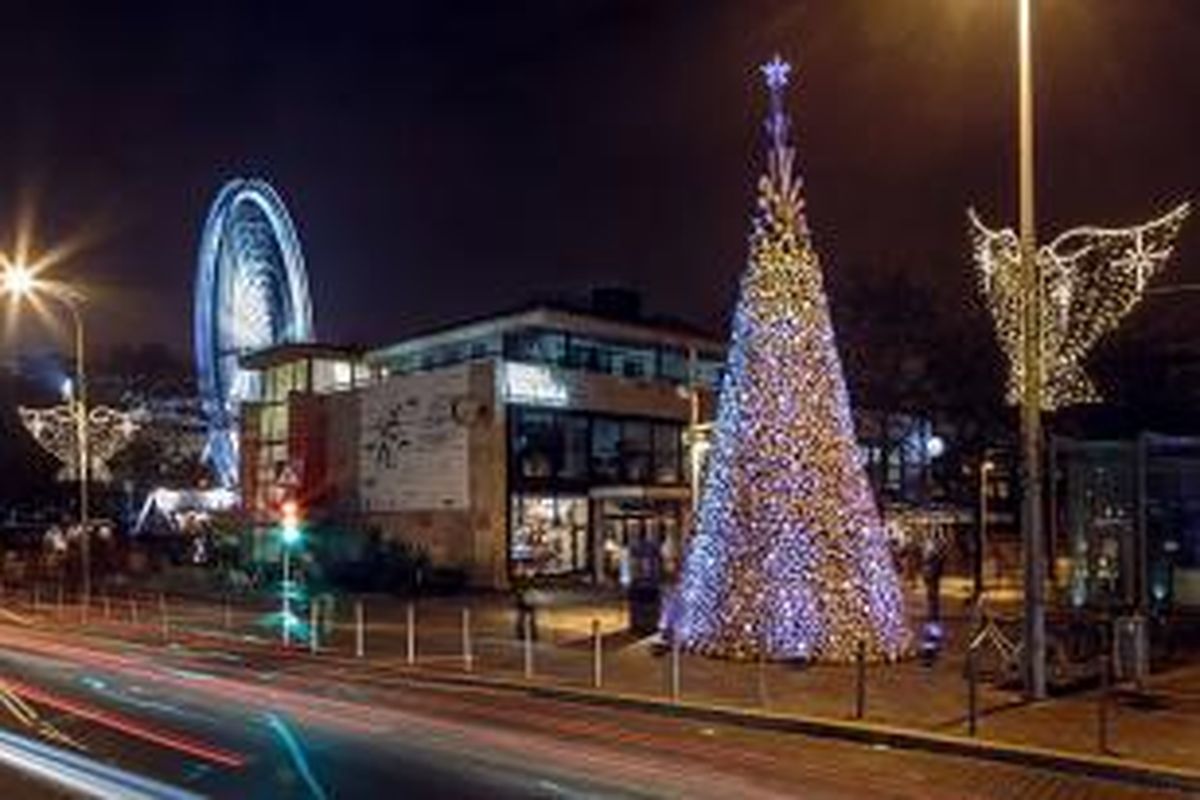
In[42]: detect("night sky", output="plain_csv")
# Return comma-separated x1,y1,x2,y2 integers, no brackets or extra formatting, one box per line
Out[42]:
1,1,1199,371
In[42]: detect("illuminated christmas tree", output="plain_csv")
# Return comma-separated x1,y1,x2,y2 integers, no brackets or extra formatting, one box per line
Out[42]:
665,56,908,662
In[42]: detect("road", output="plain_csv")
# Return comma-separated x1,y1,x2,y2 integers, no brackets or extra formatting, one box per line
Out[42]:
0,617,1189,799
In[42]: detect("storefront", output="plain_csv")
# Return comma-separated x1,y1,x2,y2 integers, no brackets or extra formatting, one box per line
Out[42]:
507,403,691,582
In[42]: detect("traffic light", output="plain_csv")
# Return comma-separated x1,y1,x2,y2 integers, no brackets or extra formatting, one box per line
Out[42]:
280,500,302,546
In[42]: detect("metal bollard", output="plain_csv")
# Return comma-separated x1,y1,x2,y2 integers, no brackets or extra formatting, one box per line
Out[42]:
967,643,979,737
33,584,40,614
310,602,319,655
592,619,603,689
130,595,140,626
461,607,473,672
854,640,867,720
1098,623,1111,754
670,638,681,703
224,596,233,631
56,583,64,620
757,647,769,708
159,594,169,643
523,612,534,680
103,592,111,621
406,601,416,665
355,601,365,659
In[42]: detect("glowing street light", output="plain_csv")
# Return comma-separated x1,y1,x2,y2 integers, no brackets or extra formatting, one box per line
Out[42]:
1,256,94,615
0,263,36,296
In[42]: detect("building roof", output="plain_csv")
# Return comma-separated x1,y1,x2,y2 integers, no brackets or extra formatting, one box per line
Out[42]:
239,342,366,370
367,299,725,365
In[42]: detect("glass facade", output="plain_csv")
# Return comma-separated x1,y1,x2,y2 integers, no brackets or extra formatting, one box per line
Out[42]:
510,494,589,575
375,323,723,389
509,406,687,578
500,327,723,388
510,407,684,490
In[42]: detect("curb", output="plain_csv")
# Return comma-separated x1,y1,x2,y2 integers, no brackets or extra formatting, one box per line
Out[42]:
371,664,1200,794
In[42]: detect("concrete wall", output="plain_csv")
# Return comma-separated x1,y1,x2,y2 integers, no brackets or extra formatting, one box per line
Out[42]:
358,362,508,587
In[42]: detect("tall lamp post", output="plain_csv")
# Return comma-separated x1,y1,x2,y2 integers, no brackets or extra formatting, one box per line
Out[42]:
1016,0,1047,701
1,261,92,614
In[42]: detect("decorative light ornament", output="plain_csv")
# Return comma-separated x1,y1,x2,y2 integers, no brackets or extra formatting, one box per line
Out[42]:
19,404,144,483
969,204,1189,410
664,55,909,663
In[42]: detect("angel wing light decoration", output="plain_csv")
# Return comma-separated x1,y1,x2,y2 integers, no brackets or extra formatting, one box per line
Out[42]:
19,404,144,483
969,203,1190,410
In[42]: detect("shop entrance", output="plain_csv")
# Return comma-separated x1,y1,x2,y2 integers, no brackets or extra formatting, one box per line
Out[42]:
592,491,687,585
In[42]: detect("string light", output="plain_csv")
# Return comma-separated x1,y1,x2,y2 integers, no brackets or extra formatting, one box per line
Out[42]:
19,404,143,483
969,204,1190,410
664,55,909,663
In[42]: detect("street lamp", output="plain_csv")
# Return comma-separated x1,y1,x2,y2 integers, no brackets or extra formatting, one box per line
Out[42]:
1,259,93,616
279,499,303,647
1015,0,1048,701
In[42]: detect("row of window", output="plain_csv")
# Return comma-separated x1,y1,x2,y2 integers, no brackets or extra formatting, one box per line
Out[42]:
380,326,724,388
511,407,684,487
505,328,722,386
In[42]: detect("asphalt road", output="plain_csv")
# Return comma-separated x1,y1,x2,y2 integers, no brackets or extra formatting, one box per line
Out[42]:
0,618,1190,799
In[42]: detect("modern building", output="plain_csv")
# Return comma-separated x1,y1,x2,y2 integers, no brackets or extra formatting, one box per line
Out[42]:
239,295,724,588
1053,433,1200,612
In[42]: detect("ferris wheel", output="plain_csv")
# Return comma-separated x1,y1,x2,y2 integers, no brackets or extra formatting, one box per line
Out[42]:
194,178,314,488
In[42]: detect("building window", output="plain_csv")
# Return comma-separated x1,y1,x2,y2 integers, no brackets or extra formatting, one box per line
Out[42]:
514,409,559,479
653,423,682,484
621,421,652,483
560,415,590,481
506,329,567,366
609,343,655,379
591,418,621,482
659,348,689,383
510,494,589,575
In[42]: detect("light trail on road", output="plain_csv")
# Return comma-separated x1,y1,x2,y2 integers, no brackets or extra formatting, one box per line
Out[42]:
4,678,247,768
0,727,204,800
